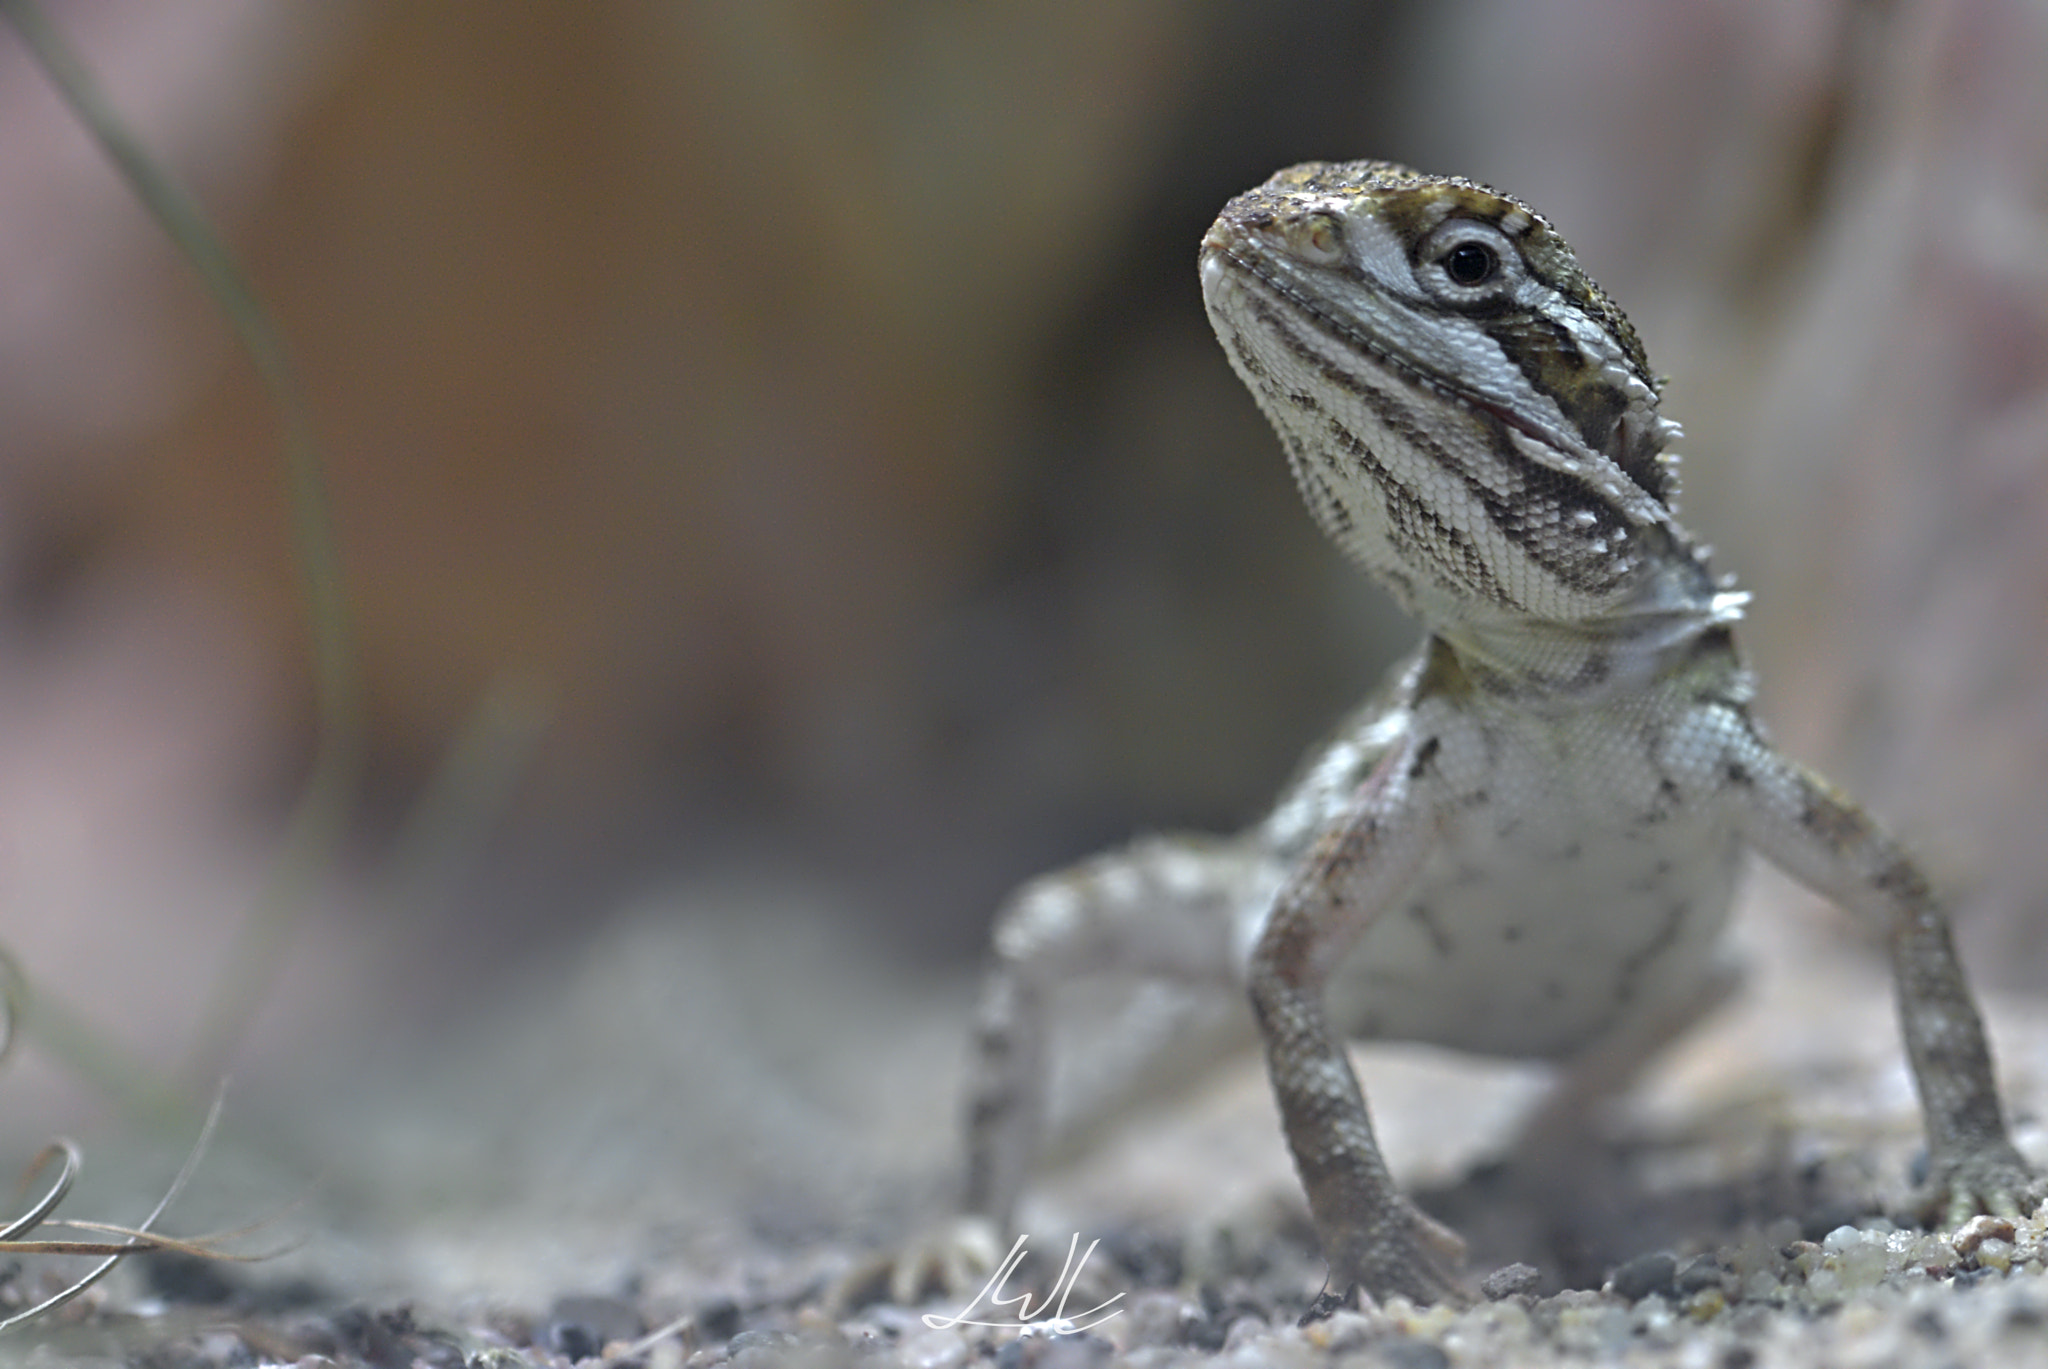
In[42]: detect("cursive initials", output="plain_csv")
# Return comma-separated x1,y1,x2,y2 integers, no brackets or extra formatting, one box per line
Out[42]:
920,1233,1124,1333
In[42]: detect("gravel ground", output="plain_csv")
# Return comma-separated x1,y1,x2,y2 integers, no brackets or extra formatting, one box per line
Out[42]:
6,877,2046,1367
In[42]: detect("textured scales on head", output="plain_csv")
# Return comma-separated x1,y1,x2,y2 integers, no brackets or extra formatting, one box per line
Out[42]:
1199,160,1706,643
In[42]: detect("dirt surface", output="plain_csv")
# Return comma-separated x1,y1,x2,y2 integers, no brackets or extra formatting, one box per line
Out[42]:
7,875,2048,1367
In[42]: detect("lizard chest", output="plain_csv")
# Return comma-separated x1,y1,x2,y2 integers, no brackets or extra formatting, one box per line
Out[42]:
1319,694,1746,1061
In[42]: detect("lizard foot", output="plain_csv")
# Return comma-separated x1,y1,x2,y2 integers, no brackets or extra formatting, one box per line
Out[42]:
1308,1199,1471,1319
1902,1143,2048,1231
828,1214,1004,1315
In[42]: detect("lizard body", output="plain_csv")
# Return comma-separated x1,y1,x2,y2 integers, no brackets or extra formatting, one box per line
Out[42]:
948,161,2041,1310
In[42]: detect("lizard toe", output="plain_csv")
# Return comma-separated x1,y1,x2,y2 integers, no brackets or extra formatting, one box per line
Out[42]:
827,1215,1004,1315
1908,1143,2045,1232
1322,1202,1472,1313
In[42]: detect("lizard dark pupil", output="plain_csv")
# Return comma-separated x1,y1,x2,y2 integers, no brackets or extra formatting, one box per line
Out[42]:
1444,242,1497,286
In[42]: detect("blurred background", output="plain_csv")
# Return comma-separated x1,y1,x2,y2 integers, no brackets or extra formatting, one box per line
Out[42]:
0,0,2044,1265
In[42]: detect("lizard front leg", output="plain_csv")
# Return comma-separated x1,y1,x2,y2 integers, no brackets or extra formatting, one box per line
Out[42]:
1247,735,1465,1310
1727,729,2045,1225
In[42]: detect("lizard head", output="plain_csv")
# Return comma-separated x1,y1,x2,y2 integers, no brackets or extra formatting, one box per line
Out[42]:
1200,160,1688,629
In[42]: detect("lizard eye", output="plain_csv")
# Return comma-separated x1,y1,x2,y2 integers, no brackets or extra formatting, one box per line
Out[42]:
1415,219,1521,305
1443,242,1498,286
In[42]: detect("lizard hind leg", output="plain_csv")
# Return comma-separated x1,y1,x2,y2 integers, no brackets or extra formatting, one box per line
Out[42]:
966,834,1277,1225
1033,979,1259,1171
839,835,1275,1311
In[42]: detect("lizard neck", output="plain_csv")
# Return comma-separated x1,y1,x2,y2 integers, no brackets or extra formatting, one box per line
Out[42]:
1422,549,1749,701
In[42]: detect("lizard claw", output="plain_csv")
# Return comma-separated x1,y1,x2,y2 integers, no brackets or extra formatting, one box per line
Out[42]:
828,1214,1005,1314
1902,1143,2048,1231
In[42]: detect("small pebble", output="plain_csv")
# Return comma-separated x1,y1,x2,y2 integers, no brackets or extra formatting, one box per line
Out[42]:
1221,1313,1270,1351
1480,1263,1542,1301
1101,1229,1183,1288
1976,1237,2016,1273
1306,1308,1376,1353
142,1252,239,1306
1675,1255,1733,1296
1120,1290,1195,1348
1782,1240,1822,1279
697,1297,743,1341
481,1306,536,1347
412,1338,466,1369
190,1329,253,1366
544,1319,603,1363
1907,1307,1946,1341
896,1325,968,1369
1179,1306,1228,1350
1821,1227,1889,1290
1376,1334,1450,1369
550,1295,645,1345
994,1328,1114,1368
727,1328,800,1357
1800,1202,1871,1242
1608,1252,1678,1302
1953,1213,2018,1257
